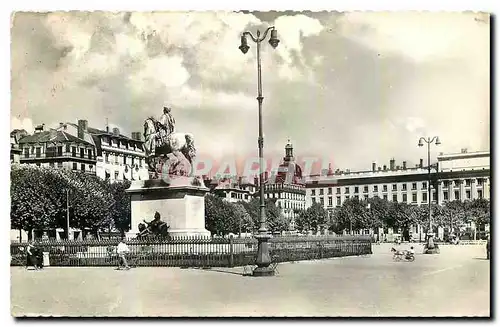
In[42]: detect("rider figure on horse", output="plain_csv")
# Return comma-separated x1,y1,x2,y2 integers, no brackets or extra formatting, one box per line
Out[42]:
159,106,176,141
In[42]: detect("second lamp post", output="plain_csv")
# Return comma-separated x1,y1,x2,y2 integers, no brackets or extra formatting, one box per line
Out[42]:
239,26,279,276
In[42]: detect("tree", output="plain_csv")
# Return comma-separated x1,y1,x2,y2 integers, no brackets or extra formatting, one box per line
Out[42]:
233,202,253,236
330,198,367,234
466,199,490,239
295,202,328,233
204,194,238,236
110,180,132,235
11,166,58,240
240,198,289,234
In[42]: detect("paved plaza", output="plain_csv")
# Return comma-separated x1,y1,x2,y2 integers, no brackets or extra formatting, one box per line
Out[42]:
11,244,490,317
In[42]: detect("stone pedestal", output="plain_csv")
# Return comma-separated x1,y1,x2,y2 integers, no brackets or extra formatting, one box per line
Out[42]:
126,178,211,239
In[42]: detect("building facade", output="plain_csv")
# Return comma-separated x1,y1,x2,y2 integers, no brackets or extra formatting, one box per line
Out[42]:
264,141,306,230
210,176,256,203
18,124,98,173
58,120,149,181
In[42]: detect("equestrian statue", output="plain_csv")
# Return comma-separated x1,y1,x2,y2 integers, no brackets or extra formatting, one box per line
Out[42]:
143,105,197,178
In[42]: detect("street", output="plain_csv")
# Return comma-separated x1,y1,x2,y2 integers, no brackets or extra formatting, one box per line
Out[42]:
11,244,490,317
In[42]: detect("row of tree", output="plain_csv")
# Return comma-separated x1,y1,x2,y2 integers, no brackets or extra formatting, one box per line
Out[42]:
11,165,131,240
204,194,290,236
294,197,490,236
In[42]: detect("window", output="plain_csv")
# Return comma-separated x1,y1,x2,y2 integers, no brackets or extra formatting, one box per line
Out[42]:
374,185,378,192
72,163,77,170
412,193,417,203
443,191,449,201
466,190,471,199
80,148,85,158
36,163,41,167
454,190,460,200
57,146,63,156
231,193,236,198
443,180,449,187
383,194,388,201
131,157,135,166
72,147,76,157
422,182,427,189
402,194,407,202
311,190,316,196
35,147,41,158
66,144,70,153
383,185,388,192
422,192,428,202
355,195,359,200
89,165,93,171
88,149,92,159
336,196,341,206
328,197,333,206
319,189,324,195
328,187,332,195
336,188,340,194
345,187,350,194
115,171,119,180
245,194,249,200
392,184,397,191
105,153,109,163
115,155,119,164
478,190,483,199
363,186,368,193
81,164,85,171
24,149,29,158
478,179,484,186
412,183,417,190
320,197,324,205
402,184,407,191
354,186,359,193
57,162,63,168
466,179,471,187
49,162,55,168
123,156,127,165
312,197,316,204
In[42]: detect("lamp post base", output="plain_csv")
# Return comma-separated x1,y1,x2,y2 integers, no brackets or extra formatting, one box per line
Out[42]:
423,233,440,254
252,232,275,277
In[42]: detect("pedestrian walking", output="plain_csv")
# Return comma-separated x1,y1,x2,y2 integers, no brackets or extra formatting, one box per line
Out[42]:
117,238,131,270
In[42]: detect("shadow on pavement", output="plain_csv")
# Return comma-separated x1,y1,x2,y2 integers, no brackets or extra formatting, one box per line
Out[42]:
473,257,489,261
185,267,245,276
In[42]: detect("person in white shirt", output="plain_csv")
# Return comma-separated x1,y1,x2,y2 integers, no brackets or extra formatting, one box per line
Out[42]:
117,239,131,270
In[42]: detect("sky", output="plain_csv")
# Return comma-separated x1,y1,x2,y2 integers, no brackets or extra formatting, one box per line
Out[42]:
10,11,490,172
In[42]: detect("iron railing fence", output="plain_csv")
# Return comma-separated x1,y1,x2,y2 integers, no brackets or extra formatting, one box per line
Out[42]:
11,235,372,268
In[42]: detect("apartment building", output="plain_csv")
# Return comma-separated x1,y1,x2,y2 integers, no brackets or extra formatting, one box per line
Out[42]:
58,120,149,181
18,124,98,173
210,176,256,203
264,141,306,230
305,149,490,239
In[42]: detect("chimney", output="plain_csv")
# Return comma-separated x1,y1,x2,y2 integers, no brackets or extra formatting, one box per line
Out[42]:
390,158,395,170
402,161,407,170
396,165,400,170
378,167,382,171
254,176,259,187
78,120,88,139
238,176,242,185
420,159,423,168
34,124,45,134
461,148,468,153
264,171,269,181
59,122,64,128
113,127,120,136
372,162,376,172
106,125,110,133
383,165,387,171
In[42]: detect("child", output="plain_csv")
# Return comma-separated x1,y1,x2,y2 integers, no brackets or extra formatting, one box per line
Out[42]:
117,238,131,270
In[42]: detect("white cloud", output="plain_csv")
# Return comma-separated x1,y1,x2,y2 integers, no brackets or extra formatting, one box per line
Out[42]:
339,12,489,63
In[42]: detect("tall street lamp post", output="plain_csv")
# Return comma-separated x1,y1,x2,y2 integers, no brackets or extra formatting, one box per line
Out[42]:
418,136,441,254
239,26,280,277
